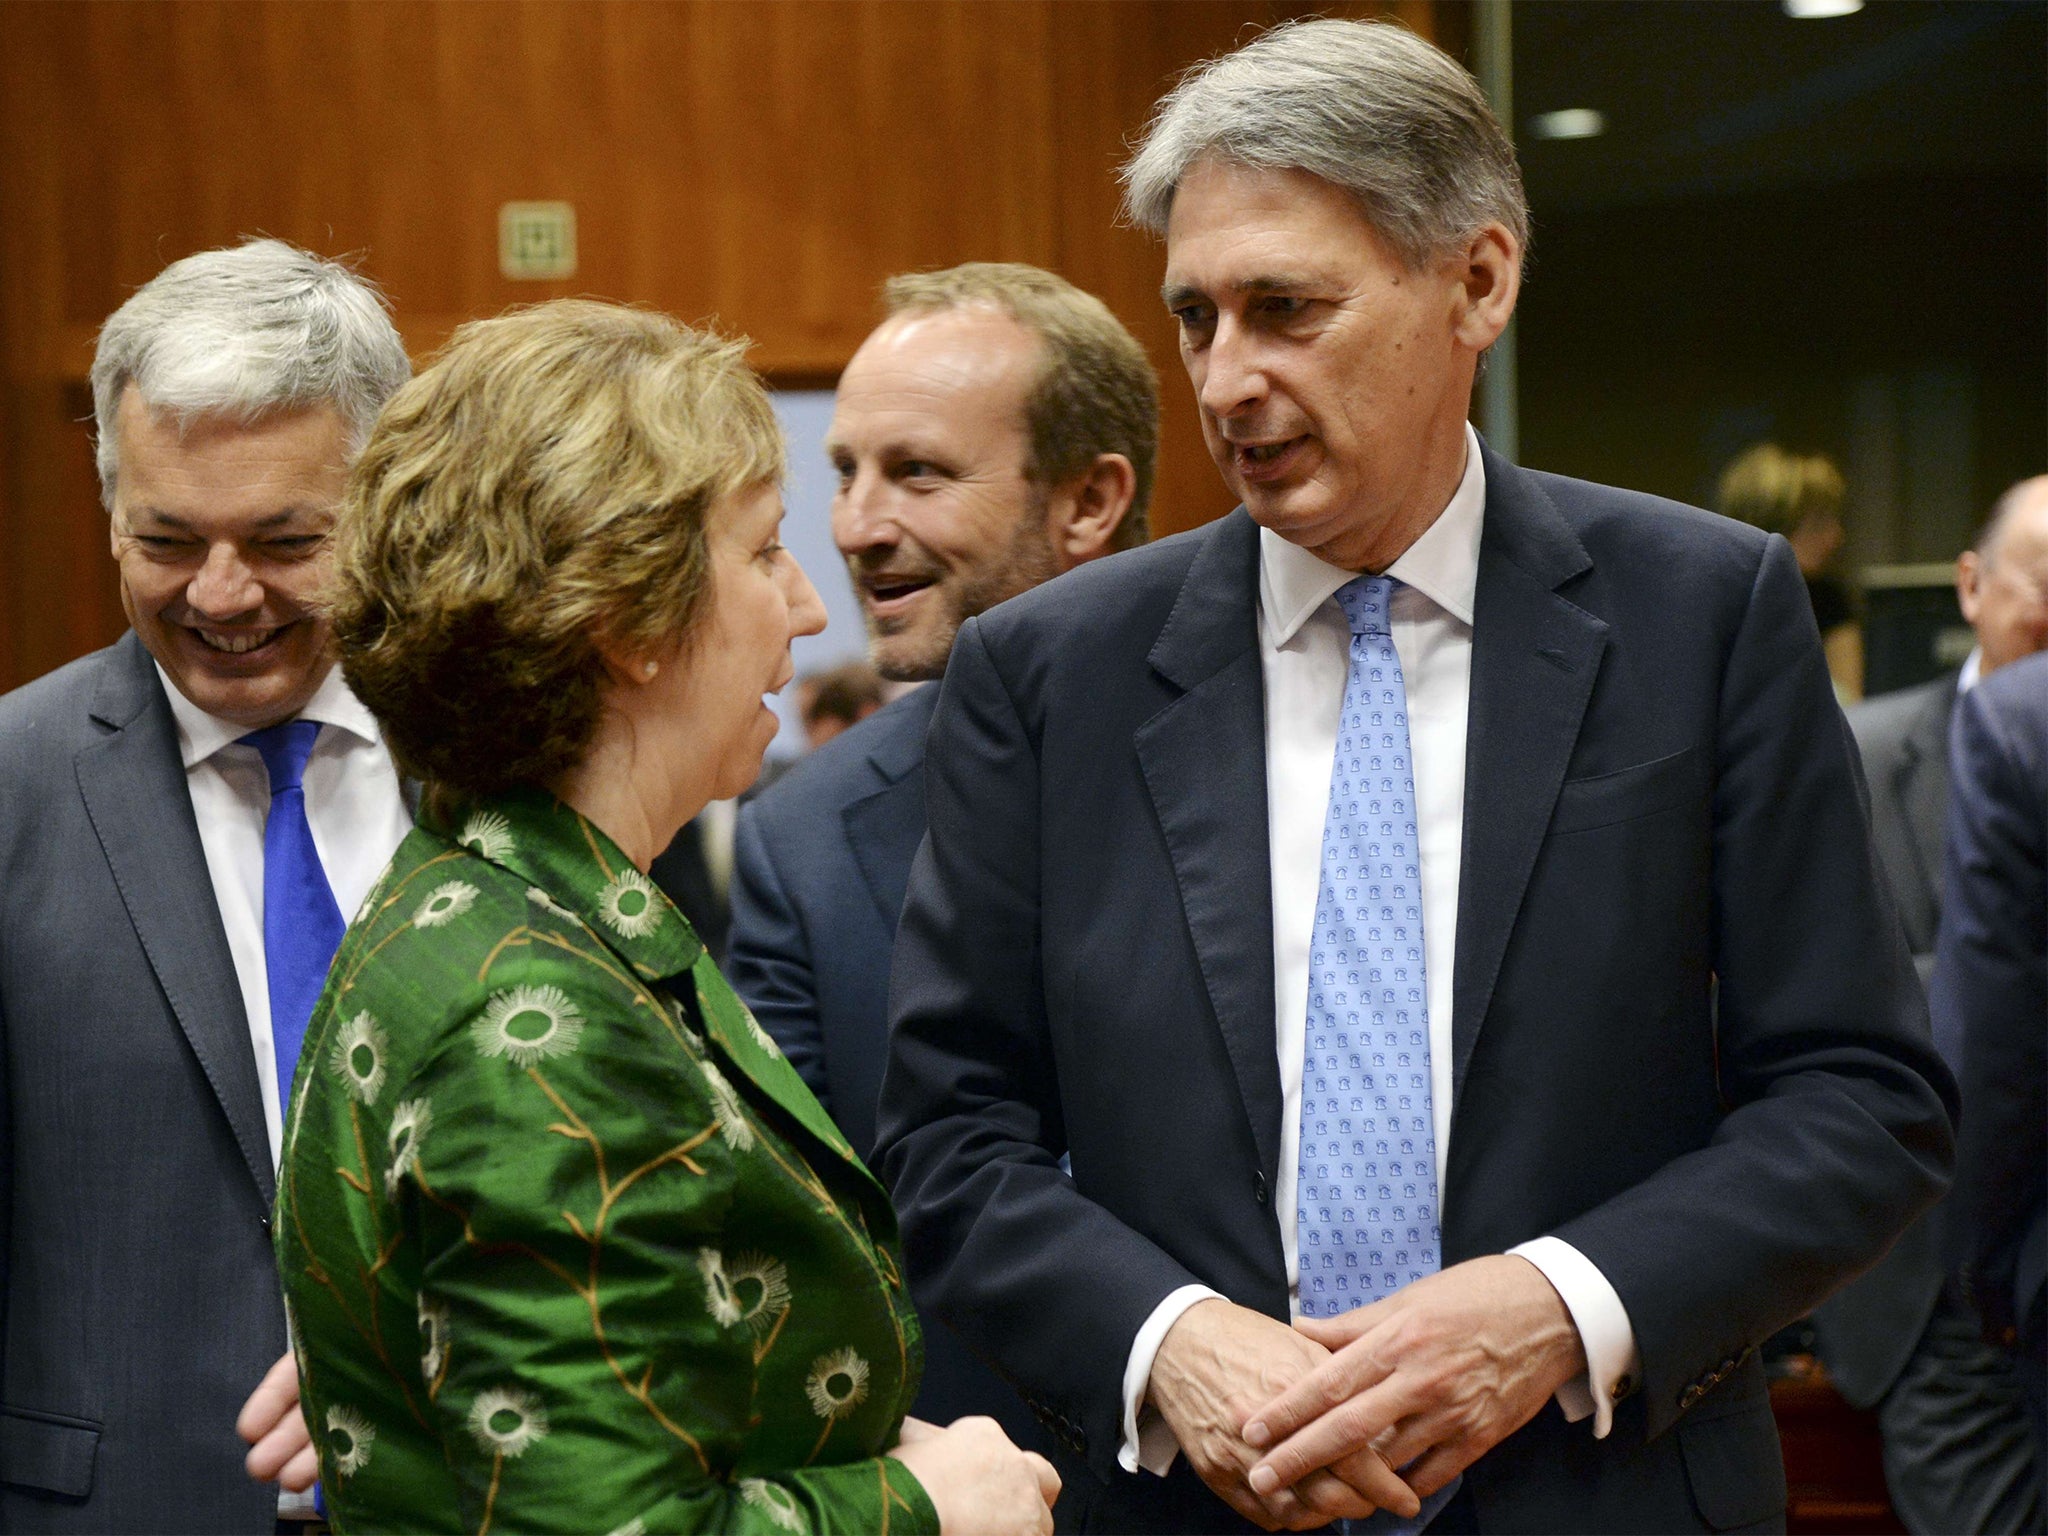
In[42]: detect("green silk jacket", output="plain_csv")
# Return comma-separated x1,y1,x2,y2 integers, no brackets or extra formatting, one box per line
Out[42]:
275,788,938,1535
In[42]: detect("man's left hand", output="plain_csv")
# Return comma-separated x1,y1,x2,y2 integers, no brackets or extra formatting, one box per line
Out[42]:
237,1350,319,1492
1242,1255,1585,1501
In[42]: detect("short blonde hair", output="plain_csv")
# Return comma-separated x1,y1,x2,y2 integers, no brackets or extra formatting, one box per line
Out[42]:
1716,444,1846,540
329,300,782,803
883,263,1158,551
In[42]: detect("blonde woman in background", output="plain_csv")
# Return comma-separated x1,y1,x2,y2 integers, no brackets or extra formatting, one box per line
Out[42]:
273,300,1058,1534
1718,443,1864,701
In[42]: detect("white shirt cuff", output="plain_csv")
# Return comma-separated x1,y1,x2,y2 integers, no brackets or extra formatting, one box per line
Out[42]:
1508,1236,1641,1439
1118,1284,1226,1475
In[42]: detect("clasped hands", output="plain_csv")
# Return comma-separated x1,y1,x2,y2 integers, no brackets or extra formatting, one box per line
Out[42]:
1145,1256,1584,1532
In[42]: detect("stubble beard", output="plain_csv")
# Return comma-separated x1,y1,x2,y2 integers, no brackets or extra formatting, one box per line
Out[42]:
862,506,1061,683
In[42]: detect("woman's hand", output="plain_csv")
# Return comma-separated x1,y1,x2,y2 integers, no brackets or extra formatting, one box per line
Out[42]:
887,1414,1059,1536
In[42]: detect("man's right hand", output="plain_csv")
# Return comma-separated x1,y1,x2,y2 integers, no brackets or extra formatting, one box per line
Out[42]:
1146,1299,1419,1531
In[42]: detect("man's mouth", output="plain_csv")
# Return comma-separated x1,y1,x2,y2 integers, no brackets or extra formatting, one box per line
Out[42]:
1232,436,1309,481
861,574,939,612
189,623,290,656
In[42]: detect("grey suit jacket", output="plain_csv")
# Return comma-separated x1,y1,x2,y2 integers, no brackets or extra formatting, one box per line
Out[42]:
0,633,286,1533
1811,674,1959,1406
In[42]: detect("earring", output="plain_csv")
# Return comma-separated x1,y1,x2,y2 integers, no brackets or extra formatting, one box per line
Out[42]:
642,660,659,679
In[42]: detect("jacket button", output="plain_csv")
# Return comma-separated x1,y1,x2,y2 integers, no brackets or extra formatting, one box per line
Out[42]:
1254,1171,1269,1206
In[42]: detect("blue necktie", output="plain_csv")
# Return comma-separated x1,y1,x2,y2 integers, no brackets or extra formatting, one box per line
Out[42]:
242,720,346,1110
1297,577,1455,1533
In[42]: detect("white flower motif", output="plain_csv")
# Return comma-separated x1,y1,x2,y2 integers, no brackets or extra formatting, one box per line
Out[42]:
412,880,479,930
325,1404,376,1478
467,1384,550,1459
699,1058,754,1151
697,1247,742,1327
525,886,578,923
385,1097,433,1196
458,809,515,862
329,1011,389,1105
804,1348,870,1422
728,1251,792,1341
740,1479,807,1532
472,984,585,1068
418,1295,450,1383
742,1005,784,1059
595,866,663,939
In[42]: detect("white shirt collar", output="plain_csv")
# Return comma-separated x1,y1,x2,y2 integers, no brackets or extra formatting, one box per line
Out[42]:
1259,422,1486,647
1957,647,1983,695
157,658,385,771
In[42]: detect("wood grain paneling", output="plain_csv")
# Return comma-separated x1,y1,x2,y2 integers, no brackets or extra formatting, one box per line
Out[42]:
0,0,1432,693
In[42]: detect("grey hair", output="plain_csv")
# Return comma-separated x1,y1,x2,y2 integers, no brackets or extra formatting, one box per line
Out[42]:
90,238,411,508
1120,18,1529,271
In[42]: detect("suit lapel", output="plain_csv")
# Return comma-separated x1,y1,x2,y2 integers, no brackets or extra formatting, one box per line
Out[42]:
1896,676,1957,909
76,633,275,1204
1451,450,1609,1106
1135,512,1285,1185
844,687,939,929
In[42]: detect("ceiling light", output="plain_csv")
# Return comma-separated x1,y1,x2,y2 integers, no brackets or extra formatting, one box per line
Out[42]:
1527,108,1607,141
1783,0,1864,17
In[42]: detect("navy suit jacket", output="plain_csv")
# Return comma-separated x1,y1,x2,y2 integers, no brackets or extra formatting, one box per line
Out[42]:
725,683,1047,1449
1934,651,2048,1352
0,634,286,1532
877,446,1957,1533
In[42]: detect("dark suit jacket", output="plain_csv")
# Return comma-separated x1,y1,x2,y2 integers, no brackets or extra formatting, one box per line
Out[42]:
0,633,286,1533
1934,651,2048,1353
877,447,1956,1533
726,683,1047,1449
1810,672,1958,1407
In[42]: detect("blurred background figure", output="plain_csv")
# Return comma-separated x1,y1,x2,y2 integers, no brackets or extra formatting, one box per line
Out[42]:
1934,647,2048,1494
1717,442,1863,701
797,658,886,750
1810,474,2048,1535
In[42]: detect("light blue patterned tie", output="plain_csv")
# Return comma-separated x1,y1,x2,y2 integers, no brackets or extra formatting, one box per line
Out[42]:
1298,576,1455,1533
242,720,346,1110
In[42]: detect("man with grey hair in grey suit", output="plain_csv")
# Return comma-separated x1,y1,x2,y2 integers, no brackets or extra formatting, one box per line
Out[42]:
0,239,411,1532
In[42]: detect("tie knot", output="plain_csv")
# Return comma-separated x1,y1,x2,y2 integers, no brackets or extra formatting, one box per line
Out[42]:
1334,575,1397,637
239,718,323,794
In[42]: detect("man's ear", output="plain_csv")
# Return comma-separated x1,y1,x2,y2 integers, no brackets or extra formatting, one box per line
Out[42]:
1450,222,1521,354
1956,550,1984,628
1048,453,1138,569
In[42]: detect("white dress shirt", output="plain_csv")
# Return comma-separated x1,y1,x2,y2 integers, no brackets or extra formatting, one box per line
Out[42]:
1120,425,1640,1475
161,661,411,1519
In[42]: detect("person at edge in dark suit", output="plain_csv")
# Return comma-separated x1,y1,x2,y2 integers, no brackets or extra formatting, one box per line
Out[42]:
874,19,1956,1534
0,240,412,1532
1936,647,2048,1491
724,262,1159,1449
1812,475,2048,1534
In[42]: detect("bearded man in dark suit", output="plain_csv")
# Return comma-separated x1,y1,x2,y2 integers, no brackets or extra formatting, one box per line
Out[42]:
724,262,1158,1441
875,20,1955,1533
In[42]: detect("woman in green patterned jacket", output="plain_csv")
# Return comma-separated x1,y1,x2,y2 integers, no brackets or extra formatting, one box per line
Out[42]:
266,301,1059,1535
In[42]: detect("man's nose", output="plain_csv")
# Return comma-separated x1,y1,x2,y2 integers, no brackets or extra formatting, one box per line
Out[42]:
186,543,263,618
1197,315,1267,422
831,469,899,557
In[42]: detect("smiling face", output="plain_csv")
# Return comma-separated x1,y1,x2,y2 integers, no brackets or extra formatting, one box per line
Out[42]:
1163,158,1511,572
108,387,353,729
827,306,1059,680
657,482,828,807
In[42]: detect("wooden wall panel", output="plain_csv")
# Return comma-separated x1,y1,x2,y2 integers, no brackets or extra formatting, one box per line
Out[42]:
0,0,1434,694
